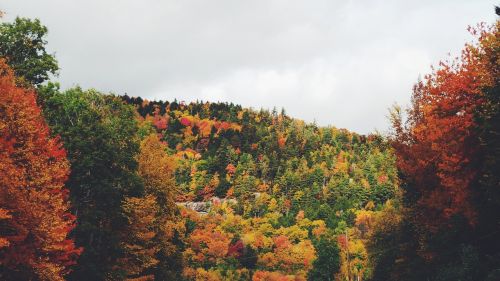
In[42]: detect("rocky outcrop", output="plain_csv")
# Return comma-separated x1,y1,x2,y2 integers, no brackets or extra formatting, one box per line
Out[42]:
176,197,238,214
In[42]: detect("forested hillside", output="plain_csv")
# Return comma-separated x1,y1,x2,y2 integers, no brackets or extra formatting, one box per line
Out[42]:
120,96,399,280
0,9,499,281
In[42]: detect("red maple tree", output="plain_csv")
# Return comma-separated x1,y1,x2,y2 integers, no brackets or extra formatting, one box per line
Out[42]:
0,60,80,280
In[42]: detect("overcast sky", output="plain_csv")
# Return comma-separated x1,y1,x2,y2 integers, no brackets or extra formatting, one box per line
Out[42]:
1,1,498,134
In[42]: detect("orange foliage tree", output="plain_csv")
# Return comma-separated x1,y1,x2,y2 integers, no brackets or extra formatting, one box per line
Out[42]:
0,60,80,280
389,23,496,228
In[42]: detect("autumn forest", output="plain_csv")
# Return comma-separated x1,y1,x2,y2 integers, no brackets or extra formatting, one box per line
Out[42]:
0,7,499,281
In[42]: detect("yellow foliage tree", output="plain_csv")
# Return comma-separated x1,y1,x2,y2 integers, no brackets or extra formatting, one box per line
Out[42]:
119,195,159,280
137,134,177,218
128,133,182,278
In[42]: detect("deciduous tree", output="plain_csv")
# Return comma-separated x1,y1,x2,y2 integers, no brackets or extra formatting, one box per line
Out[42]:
0,18,58,86
40,85,143,280
0,60,79,280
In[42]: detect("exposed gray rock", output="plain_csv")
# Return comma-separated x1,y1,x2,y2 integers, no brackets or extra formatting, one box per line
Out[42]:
176,196,238,214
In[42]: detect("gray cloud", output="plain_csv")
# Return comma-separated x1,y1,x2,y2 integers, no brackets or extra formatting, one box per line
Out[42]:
1,0,497,133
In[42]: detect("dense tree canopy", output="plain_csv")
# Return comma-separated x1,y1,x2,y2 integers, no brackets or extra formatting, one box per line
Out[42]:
121,92,400,281
40,85,145,280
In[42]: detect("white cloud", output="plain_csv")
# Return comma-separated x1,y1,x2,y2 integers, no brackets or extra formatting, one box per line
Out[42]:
1,0,497,133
